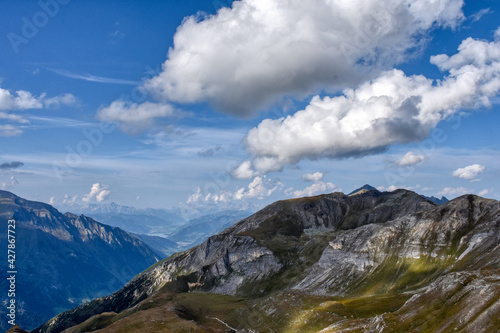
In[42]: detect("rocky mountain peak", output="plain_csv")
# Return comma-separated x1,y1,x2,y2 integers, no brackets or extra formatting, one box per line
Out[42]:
347,184,379,196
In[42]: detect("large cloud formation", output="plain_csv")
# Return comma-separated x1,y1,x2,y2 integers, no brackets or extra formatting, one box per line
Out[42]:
97,0,500,181
241,34,500,174
144,0,463,115
102,0,465,127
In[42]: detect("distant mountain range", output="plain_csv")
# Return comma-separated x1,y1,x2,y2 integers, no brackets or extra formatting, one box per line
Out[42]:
167,210,253,249
57,202,255,257
57,200,257,227
0,190,159,331
31,187,500,333
55,198,255,258
422,194,449,205
55,202,186,236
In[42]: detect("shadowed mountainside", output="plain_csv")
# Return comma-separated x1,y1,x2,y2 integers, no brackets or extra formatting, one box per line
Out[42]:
0,190,159,331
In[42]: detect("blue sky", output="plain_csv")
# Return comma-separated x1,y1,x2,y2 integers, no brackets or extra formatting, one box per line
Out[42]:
0,0,499,210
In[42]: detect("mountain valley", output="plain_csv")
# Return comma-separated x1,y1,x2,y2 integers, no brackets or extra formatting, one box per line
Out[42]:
65,202,254,258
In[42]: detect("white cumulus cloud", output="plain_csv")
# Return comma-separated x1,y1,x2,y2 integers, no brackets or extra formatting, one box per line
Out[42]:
133,0,465,117
397,151,425,166
97,100,175,134
43,93,77,108
286,181,337,198
0,87,76,110
187,176,283,204
302,172,324,182
378,185,417,192
238,176,284,200
0,88,42,110
0,112,30,124
0,86,76,136
232,160,259,180
452,164,486,180
82,183,111,203
242,33,500,174
63,194,78,205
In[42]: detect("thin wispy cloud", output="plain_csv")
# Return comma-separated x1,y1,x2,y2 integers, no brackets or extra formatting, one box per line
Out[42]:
48,68,140,85
469,8,491,22
0,124,24,137
28,116,97,128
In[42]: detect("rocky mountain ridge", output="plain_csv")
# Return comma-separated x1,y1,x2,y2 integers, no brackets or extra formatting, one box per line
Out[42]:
33,188,500,332
0,190,159,331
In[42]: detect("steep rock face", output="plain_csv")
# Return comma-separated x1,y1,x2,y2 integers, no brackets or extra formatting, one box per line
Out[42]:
0,191,159,331
294,195,500,296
